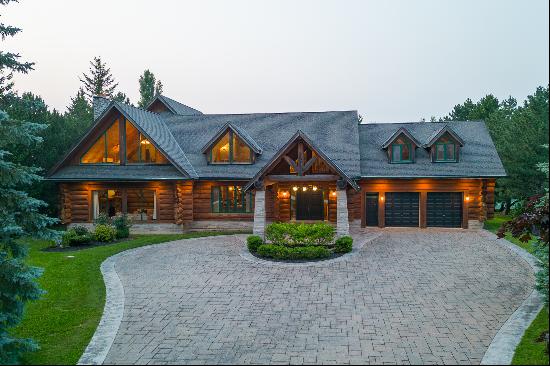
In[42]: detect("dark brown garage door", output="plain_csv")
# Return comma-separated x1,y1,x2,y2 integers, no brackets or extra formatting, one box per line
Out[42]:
385,192,419,227
427,192,463,228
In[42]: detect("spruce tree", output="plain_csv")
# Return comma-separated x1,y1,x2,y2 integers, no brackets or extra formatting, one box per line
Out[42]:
65,87,93,133
79,56,119,101
0,0,58,362
138,69,163,107
113,91,131,105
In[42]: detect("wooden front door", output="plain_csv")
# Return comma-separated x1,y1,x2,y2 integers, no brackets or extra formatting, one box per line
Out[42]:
296,190,324,220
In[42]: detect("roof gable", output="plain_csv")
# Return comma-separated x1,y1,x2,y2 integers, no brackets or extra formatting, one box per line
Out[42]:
200,122,262,155
424,125,465,147
381,127,422,149
146,95,202,116
244,130,359,191
47,102,198,179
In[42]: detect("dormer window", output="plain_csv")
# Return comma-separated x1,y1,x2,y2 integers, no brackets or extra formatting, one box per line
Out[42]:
435,141,456,162
203,123,261,165
210,130,252,164
391,139,412,163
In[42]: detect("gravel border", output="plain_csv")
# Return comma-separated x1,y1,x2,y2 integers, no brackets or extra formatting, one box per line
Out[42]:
480,230,545,365
78,253,126,365
239,231,382,267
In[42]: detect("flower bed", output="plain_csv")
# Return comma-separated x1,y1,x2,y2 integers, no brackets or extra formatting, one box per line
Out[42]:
248,222,353,261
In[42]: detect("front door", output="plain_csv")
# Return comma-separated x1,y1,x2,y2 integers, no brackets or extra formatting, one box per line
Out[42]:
365,193,379,226
296,190,324,220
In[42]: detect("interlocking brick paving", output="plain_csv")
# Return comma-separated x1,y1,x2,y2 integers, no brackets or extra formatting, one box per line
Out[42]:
104,230,533,365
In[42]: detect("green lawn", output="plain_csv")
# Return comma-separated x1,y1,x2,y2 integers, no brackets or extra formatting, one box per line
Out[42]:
484,215,549,366
14,232,244,365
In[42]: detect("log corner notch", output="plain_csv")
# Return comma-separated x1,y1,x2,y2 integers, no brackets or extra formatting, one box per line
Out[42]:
59,183,72,224
175,181,194,224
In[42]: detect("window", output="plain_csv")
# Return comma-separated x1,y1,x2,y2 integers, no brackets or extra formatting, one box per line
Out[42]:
209,130,252,164
125,121,168,164
127,189,157,221
81,120,120,163
390,140,412,163
211,186,253,213
92,189,123,219
435,142,456,162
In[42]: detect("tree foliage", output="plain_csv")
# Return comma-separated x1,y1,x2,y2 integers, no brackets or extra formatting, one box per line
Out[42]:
138,69,163,108
79,56,119,101
442,87,549,212
0,1,57,362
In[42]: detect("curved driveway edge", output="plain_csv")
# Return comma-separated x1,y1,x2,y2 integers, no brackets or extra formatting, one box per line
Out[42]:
78,252,126,365
480,230,545,365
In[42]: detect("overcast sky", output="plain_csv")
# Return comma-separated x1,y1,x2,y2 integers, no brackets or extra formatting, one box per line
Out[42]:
3,0,549,122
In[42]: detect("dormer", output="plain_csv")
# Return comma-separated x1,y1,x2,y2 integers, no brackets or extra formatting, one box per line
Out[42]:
145,95,202,115
423,125,465,163
381,127,422,164
201,123,261,164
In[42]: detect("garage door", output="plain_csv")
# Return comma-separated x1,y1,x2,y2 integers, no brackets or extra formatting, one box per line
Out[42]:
385,192,419,227
427,192,463,228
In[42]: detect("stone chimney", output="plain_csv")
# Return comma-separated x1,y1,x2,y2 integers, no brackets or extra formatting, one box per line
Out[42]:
92,95,111,120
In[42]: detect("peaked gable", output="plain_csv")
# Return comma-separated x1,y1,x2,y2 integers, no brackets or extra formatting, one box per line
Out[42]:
200,122,262,155
424,125,465,148
244,130,359,191
146,95,202,116
381,127,422,149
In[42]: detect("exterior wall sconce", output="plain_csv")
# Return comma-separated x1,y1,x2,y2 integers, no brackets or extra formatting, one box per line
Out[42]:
380,195,385,202
278,191,289,199
465,195,470,202
312,186,318,191
302,186,308,192
331,191,337,197
292,186,298,192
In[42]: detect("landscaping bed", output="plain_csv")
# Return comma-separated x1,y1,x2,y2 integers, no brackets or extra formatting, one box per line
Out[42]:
248,222,353,262
41,237,134,252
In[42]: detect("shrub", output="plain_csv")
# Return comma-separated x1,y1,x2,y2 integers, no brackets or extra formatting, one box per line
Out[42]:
265,222,335,247
62,228,92,247
112,214,132,239
94,212,111,225
256,244,331,260
72,225,90,236
93,224,117,242
247,235,263,253
334,236,353,253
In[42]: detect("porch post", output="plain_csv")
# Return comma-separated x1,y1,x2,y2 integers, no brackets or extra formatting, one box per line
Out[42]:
252,181,266,238
336,180,349,237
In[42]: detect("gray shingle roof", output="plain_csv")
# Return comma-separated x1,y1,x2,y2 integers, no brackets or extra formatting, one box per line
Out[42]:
155,95,203,115
163,110,361,180
49,164,185,181
359,121,506,178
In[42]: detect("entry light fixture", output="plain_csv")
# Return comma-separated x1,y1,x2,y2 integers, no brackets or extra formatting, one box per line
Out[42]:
312,186,318,191
292,186,298,192
331,191,337,197
465,195,470,202
302,186,308,192
380,196,385,202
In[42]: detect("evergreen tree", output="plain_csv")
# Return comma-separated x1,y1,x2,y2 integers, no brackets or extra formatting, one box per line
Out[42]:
79,56,118,101
138,69,163,107
113,91,131,105
65,87,93,135
0,1,58,362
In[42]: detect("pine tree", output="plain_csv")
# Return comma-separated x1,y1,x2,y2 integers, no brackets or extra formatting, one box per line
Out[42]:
65,87,93,137
138,69,163,108
113,91,131,105
0,1,58,362
79,56,119,101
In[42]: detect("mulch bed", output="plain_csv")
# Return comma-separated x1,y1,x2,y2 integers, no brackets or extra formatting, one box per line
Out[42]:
42,237,133,252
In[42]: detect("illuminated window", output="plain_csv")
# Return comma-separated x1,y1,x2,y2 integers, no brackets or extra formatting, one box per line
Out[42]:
81,120,120,163
125,121,168,164
92,189,123,218
210,130,252,164
211,185,253,213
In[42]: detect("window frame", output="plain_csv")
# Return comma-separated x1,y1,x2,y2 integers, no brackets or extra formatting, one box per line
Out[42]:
434,142,457,162
210,185,253,213
390,143,413,164
209,130,253,165
80,121,120,164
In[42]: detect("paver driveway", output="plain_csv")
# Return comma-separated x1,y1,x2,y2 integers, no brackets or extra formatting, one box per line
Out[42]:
104,230,534,365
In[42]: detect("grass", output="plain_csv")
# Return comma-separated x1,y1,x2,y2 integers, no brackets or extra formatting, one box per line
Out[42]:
484,215,549,365
14,231,244,365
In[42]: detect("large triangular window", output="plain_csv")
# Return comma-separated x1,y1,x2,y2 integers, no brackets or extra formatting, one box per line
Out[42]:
80,117,168,164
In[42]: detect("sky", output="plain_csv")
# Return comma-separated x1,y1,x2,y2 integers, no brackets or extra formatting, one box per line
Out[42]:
2,0,549,122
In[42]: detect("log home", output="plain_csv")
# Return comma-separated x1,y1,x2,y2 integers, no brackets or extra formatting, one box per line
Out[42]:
47,95,506,235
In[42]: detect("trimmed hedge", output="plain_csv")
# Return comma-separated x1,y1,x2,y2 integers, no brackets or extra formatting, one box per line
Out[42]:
256,244,331,260
334,236,353,253
247,235,263,253
265,222,334,247
93,224,117,242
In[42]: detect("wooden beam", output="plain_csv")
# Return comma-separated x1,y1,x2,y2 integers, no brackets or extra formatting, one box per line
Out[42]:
297,142,304,176
266,174,339,182
302,156,317,174
283,155,298,172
